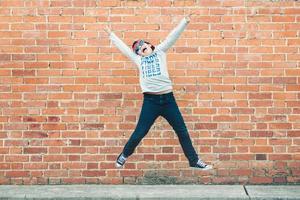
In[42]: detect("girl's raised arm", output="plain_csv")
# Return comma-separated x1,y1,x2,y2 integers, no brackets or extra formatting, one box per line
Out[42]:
156,16,190,52
104,26,140,66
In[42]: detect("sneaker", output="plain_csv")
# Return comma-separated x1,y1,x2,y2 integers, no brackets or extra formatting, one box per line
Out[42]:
190,159,213,170
115,152,127,168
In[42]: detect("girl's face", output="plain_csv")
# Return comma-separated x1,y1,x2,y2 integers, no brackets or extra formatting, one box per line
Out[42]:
138,43,153,56
136,42,153,57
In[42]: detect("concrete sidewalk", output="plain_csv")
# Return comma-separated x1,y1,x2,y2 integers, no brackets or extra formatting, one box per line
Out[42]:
0,184,299,200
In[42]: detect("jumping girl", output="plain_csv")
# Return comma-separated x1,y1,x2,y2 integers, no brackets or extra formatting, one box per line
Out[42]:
104,13,212,170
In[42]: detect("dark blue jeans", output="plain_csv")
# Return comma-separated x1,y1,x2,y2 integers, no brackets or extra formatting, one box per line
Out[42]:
122,91,199,167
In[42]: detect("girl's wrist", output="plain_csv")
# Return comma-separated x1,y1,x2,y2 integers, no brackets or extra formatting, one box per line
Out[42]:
185,16,190,23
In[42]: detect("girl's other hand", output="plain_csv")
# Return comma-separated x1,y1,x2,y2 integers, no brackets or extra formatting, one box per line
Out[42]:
104,25,112,34
185,11,196,22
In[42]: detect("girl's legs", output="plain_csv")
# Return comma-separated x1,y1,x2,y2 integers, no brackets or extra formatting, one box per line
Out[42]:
121,92,199,167
122,96,160,158
160,94,199,167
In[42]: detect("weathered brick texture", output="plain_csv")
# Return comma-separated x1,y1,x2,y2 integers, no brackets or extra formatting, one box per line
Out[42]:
0,0,299,185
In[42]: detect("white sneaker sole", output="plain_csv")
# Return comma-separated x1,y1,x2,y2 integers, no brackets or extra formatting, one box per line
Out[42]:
190,165,213,170
115,162,124,168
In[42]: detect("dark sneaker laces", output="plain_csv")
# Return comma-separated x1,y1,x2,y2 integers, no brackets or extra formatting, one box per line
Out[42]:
196,159,207,168
190,159,212,170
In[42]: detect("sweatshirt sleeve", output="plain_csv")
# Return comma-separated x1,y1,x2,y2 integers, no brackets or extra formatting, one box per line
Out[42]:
109,31,140,67
156,17,189,52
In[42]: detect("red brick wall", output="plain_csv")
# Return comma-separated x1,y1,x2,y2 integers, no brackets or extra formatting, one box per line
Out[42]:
0,0,299,185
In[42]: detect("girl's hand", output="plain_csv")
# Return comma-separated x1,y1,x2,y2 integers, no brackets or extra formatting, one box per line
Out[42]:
185,12,196,23
104,25,112,34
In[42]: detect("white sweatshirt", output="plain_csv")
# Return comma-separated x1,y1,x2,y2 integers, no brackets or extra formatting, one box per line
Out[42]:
109,17,189,93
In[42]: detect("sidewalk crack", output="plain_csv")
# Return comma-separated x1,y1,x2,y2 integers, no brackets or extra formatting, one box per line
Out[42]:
243,185,251,199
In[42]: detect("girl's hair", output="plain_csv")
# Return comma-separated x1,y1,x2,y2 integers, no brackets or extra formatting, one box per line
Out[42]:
132,40,155,55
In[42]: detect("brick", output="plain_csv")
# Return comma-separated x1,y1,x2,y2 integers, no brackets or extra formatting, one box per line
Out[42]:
44,155,67,162
250,146,273,153
231,108,254,114
75,77,98,84
0,0,24,7
24,147,47,154
274,77,297,84
6,171,30,177
49,0,72,7
24,131,48,138
82,170,105,177
287,131,300,137
148,0,171,7
250,177,273,184
48,31,71,38
98,0,120,7
199,0,221,7
231,139,254,146
43,124,66,130
48,16,72,23
272,16,295,22
256,154,267,160
193,108,216,114
274,177,287,184
73,16,97,23
195,123,217,130
213,147,236,153
175,47,198,53
269,154,292,160
249,93,272,99
99,93,122,99
232,154,254,160
250,131,273,137
120,170,143,177
81,123,104,130
269,123,292,129
230,169,252,176
271,138,291,146
5,155,29,162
